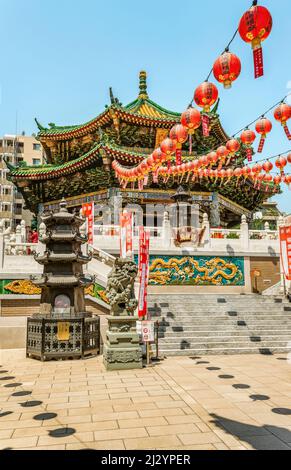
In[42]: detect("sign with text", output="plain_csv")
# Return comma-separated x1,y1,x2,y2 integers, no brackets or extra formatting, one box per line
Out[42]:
82,203,94,245
141,321,155,343
279,226,291,281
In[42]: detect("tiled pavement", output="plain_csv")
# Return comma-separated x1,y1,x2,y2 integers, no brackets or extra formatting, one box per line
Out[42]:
0,354,291,450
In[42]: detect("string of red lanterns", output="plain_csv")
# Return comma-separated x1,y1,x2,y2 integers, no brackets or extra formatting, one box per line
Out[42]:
112,2,291,195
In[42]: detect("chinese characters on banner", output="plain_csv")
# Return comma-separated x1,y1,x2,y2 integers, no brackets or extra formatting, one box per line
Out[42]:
279,226,291,281
138,227,150,319
82,203,94,245
120,210,133,259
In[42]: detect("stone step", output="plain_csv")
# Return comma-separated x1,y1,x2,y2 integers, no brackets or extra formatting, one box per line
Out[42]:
158,339,291,349
153,318,291,324
148,293,291,356
158,346,291,356
149,295,289,306
158,334,291,344
150,310,290,316
158,330,291,337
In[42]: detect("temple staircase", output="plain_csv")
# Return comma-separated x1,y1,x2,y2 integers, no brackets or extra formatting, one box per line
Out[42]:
148,294,291,356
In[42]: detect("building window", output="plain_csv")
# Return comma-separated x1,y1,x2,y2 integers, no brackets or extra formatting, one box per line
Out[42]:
2,203,12,212
33,143,41,151
33,158,41,166
2,186,12,195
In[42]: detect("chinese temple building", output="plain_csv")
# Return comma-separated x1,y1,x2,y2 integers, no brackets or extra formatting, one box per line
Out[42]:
7,71,270,227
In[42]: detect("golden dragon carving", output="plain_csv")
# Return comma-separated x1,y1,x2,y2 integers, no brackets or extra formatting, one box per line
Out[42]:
149,257,241,285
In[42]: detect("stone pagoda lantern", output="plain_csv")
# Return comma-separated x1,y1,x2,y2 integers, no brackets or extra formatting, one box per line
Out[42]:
26,199,100,361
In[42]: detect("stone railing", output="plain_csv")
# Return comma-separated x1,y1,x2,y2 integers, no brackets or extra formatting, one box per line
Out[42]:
90,213,282,255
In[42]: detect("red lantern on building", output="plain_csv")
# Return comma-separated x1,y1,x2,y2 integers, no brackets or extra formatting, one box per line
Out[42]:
194,82,219,112
226,139,240,155
275,156,287,174
273,175,282,186
264,173,274,192
181,107,201,133
160,138,177,162
170,124,188,165
274,104,291,140
262,160,273,173
241,129,256,162
194,82,218,137
216,146,230,169
207,151,218,166
181,107,201,154
152,148,166,164
213,51,241,89
238,3,273,79
255,117,272,152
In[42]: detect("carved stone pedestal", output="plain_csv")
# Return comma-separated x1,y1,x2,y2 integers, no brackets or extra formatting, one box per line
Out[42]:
103,316,143,370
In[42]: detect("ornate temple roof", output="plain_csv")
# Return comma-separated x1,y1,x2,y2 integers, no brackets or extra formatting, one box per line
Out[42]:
35,71,227,142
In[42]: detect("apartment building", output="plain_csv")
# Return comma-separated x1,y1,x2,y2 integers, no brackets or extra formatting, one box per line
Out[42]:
0,134,43,229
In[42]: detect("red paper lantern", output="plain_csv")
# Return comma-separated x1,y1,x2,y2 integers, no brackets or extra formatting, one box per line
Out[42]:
275,156,287,174
241,129,256,162
255,117,272,152
226,168,234,179
200,155,209,167
170,124,188,144
226,139,240,155
234,168,243,178
238,4,272,79
170,124,188,165
152,148,166,163
274,104,291,140
207,151,218,166
213,51,241,89
262,161,273,173
287,153,291,164
217,146,230,159
273,175,282,185
194,82,219,112
181,108,201,134
160,138,177,156
242,166,252,179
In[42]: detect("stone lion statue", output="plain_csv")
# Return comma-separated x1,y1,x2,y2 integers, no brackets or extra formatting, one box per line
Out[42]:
106,258,138,315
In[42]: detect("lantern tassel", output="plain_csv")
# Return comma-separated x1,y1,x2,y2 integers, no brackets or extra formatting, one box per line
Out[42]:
253,46,264,79
283,124,291,141
258,136,266,153
189,134,193,155
186,172,191,183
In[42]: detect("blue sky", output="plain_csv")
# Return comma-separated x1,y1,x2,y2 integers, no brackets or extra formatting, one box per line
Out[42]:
0,0,290,212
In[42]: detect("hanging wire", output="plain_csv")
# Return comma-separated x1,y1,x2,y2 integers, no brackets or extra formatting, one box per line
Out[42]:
194,93,291,157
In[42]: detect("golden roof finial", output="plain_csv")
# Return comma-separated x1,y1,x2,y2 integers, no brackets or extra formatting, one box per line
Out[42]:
138,70,148,100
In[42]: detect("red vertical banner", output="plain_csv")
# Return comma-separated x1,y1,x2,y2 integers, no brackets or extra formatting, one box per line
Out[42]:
283,124,291,141
82,203,94,245
202,115,210,137
120,210,133,259
253,47,264,79
279,226,291,281
176,148,182,166
138,229,150,319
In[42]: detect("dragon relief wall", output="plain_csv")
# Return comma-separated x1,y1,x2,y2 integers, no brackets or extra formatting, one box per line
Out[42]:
140,256,245,286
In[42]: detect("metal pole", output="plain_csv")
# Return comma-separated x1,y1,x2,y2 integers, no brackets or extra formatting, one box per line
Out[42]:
146,342,150,365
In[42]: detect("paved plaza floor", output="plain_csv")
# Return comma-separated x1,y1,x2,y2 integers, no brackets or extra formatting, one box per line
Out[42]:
0,354,291,450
